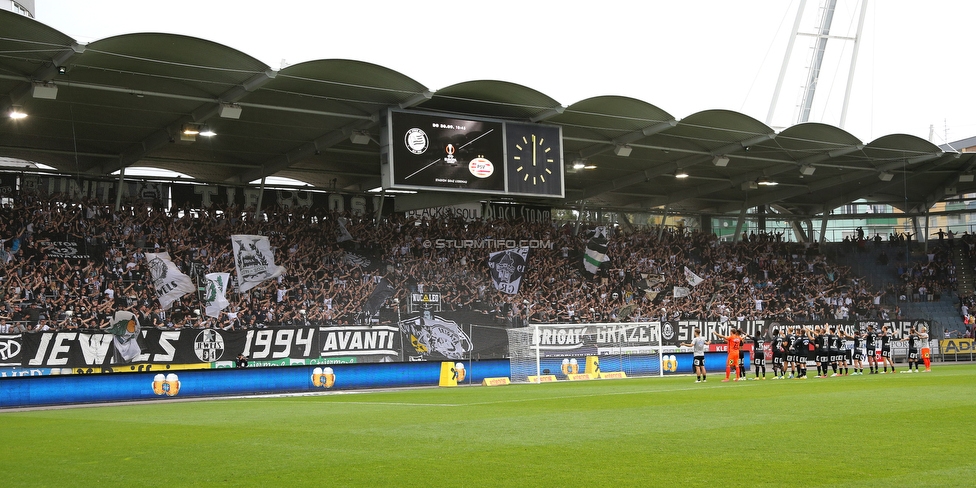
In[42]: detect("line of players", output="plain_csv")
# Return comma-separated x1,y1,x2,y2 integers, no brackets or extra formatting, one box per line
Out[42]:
683,325,931,383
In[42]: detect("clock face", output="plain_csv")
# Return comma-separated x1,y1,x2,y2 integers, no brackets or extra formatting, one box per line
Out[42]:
506,123,563,197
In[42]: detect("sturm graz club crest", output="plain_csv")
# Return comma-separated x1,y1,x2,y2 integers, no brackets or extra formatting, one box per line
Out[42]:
488,247,528,295
148,256,167,285
234,237,271,281
399,310,473,360
662,322,675,341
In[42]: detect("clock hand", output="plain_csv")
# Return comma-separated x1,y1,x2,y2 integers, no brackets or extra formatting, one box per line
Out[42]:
532,134,537,166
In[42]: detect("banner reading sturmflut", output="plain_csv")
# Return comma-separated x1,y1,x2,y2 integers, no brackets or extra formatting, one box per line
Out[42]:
146,252,197,309
204,272,231,318
231,235,286,292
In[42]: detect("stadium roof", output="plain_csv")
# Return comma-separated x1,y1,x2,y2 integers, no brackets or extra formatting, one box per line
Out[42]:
2,10,974,217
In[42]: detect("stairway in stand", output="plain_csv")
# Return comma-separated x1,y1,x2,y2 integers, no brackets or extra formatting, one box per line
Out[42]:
953,245,974,296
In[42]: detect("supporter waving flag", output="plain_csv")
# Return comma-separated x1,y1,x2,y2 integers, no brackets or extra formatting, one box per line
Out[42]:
204,272,231,318
336,217,354,243
146,252,196,309
684,266,705,287
583,226,610,275
488,247,529,295
363,277,396,320
105,310,142,363
231,235,286,292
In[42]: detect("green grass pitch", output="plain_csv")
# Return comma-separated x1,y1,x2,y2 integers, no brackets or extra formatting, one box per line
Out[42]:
2,365,974,487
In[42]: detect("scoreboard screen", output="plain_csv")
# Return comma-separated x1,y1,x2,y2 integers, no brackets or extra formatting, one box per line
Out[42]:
383,110,563,198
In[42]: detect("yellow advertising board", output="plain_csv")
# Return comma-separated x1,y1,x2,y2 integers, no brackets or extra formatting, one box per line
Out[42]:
940,339,975,357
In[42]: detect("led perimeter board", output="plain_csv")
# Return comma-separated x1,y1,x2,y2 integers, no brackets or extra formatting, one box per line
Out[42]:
382,110,564,198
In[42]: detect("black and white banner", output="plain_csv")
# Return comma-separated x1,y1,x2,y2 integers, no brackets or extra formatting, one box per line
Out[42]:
488,247,528,295
40,240,91,261
0,334,21,366
231,235,285,292
1,317,930,374
657,319,931,347
399,313,473,360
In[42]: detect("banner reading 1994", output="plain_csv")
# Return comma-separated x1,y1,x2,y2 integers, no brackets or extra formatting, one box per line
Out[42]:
0,312,513,376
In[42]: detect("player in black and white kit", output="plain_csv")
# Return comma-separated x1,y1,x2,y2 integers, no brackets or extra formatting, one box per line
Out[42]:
814,326,830,378
865,326,879,374
792,328,811,379
771,328,787,379
827,326,843,376
786,327,799,379
902,327,927,373
681,328,710,383
879,325,896,374
841,328,864,375
751,329,766,380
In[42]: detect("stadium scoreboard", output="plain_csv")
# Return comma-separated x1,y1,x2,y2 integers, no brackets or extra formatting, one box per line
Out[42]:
382,110,564,198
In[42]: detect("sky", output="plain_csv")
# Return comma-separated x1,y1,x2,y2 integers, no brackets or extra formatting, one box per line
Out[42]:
33,0,976,146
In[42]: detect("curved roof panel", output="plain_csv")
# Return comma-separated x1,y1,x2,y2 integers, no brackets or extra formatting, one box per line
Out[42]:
2,10,975,217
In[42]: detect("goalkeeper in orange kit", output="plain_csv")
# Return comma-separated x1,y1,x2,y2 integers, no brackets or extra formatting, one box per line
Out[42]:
713,328,742,382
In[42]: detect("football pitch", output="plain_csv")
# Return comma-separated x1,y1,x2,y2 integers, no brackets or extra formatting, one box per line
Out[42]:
2,365,974,487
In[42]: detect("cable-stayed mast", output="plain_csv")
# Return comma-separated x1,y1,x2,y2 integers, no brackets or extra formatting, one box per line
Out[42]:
767,0,869,129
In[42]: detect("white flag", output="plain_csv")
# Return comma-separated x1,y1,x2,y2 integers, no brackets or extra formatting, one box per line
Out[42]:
336,217,353,242
106,310,142,363
684,266,704,287
231,235,286,292
673,286,691,298
146,252,196,310
204,272,231,318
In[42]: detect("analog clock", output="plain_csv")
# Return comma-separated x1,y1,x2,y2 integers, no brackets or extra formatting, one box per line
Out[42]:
506,123,563,197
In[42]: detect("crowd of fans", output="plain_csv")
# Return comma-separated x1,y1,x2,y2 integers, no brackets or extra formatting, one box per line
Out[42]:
0,191,950,334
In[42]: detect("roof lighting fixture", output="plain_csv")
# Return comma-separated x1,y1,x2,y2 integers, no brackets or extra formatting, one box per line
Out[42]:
199,126,216,137
757,177,778,186
179,123,200,142
583,164,597,170
675,170,689,179
613,145,633,157
31,81,58,100
573,161,586,170
799,164,816,176
350,131,371,145
8,106,27,119
878,171,893,182
218,102,242,119
712,155,730,167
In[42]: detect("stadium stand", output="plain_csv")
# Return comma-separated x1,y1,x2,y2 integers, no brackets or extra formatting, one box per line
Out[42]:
0,189,969,335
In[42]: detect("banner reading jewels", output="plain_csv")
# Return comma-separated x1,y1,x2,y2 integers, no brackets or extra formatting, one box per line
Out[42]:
0,317,932,376
2,313,512,375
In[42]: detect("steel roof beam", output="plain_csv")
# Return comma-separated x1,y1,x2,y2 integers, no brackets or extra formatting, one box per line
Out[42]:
578,132,774,201
577,119,678,159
